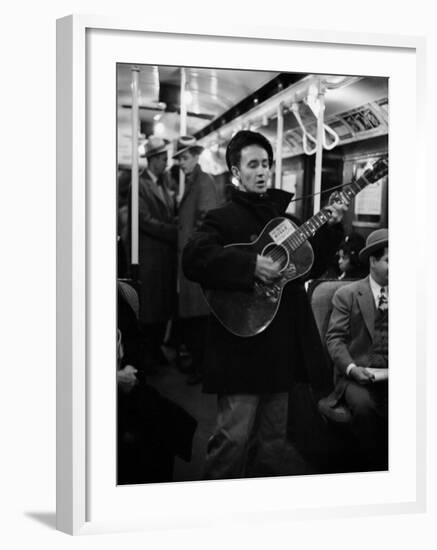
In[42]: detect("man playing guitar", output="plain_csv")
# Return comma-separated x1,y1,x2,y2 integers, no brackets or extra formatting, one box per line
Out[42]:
182,130,350,479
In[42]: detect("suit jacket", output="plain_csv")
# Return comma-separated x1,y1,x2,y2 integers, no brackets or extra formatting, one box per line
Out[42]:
325,276,380,402
178,164,218,318
137,170,177,323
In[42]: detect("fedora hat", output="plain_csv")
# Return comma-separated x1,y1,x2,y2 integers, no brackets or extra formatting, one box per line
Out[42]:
172,135,204,158
144,135,169,158
358,228,388,262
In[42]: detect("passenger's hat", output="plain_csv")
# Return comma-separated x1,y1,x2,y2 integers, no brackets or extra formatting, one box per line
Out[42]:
358,228,388,262
172,135,204,158
144,135,169,158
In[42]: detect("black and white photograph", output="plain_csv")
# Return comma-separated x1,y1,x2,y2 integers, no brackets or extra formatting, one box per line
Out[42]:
116,64,389,485
1,0,434,544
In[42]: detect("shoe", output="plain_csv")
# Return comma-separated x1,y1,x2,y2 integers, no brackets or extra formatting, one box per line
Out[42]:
178,360,194,374
186,372,202,385
317,397,352,424
156,348,170,366
179,365,195,375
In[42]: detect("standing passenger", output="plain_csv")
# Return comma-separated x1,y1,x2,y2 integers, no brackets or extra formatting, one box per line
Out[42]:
182,130,348,479
173,136,218,385
137,136,177,371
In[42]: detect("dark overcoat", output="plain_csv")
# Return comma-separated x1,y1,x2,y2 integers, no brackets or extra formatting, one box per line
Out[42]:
138,170,177,324
182,187,343,395
178,164,218,318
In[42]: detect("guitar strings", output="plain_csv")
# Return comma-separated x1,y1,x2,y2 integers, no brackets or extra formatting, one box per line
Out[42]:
265,186,353,263
261,159,388,275
262,160,387,268
266,215,323,263
287,180,350,203
288,158,386,203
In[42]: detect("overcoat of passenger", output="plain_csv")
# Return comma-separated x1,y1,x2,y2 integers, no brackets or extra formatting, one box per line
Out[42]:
182,188,343,395
178,164,218,318
138,171,177,324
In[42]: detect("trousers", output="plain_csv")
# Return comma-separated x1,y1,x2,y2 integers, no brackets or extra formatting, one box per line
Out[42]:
182,316,208,375
204,392,288,480
344,380,388,470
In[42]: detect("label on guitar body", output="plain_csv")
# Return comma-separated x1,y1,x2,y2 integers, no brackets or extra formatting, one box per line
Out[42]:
269,219,295,244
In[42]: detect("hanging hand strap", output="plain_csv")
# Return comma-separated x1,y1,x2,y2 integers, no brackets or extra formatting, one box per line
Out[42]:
291,101,340,154
291,103,318,155
322,123,340,150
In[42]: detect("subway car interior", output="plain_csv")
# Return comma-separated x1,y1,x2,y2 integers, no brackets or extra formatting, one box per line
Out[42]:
117,64,389,484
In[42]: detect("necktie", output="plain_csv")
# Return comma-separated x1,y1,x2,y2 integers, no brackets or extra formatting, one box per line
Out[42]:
378,287,388,311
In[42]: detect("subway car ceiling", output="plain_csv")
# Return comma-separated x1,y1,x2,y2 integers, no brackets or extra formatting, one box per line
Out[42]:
117,64,388,170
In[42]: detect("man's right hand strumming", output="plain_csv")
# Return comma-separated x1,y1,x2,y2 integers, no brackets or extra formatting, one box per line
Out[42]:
255,255,281,284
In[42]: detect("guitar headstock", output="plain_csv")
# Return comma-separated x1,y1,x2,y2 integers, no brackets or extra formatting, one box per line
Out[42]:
362,155,389,184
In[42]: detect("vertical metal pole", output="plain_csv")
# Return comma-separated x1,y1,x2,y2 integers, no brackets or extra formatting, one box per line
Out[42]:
313,89,325,214
177,67,187,204
130,67,140,271
174,68,188,353
275,103,284,189
180,67,188,135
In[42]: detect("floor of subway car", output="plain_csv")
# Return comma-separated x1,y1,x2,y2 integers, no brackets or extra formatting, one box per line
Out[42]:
145,345,319,482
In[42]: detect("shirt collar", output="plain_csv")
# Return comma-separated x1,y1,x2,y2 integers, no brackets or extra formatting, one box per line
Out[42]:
369,275,388,306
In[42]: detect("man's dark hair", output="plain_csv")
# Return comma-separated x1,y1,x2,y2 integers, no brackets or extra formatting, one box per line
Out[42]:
338,232,365,269
225,130,274,172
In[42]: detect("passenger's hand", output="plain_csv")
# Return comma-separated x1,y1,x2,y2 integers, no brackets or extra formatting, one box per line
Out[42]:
255,255,281,283
349,365,375,385
117,364,138,393
326,191,350,224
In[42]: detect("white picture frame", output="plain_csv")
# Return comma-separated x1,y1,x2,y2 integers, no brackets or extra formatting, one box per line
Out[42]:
56,14,427,535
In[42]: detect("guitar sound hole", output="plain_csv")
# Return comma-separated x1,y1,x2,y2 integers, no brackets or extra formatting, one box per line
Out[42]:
262,243,289,271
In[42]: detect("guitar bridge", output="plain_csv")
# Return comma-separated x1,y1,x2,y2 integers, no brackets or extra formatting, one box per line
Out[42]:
282,263,297,277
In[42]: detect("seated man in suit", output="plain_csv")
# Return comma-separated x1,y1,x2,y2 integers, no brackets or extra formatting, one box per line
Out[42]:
117,281,197,484
325,228,388,470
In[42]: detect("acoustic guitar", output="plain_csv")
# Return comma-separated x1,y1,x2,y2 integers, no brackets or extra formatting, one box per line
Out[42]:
204,156,388,337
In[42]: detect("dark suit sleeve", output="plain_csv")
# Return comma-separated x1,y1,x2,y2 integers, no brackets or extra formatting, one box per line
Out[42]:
325,286,354,374
138,186,177,245
194,175,218,230
117,290,143,371
182,209,257,291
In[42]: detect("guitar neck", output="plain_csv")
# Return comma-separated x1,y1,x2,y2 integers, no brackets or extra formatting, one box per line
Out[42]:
286,161,386,252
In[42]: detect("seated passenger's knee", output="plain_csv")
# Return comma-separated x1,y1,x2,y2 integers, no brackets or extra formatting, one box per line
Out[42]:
345,384,377,417
353,397,376,417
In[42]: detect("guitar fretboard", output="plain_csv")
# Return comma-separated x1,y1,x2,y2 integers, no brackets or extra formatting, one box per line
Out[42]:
285,160,386,253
